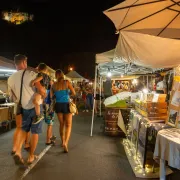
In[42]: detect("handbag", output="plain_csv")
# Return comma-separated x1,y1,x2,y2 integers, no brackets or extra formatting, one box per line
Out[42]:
64,80,77,114
16,70,26,115
69,100,77,114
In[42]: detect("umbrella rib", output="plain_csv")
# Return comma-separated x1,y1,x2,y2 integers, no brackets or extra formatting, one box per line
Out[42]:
119,1,180,31
108,0,166,12
171,0,180,6
119,0,139,30
157,12,180,36
168,8,180,13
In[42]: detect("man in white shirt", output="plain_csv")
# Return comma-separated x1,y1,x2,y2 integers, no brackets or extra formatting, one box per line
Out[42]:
155,74,167,94
8,54,44,165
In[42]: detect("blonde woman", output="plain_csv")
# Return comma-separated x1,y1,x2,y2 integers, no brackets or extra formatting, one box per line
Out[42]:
51,69,76,152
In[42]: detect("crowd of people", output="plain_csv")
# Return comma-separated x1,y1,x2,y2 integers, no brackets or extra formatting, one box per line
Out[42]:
8,54,76,166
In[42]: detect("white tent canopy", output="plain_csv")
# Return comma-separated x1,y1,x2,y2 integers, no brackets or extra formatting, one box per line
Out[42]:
96,49,155,77
65,70,85,81
114,31,180,68
96,49,115,64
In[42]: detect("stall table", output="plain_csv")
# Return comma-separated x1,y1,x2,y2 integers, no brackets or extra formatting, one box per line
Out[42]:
154,128,180,180
0,103,15,130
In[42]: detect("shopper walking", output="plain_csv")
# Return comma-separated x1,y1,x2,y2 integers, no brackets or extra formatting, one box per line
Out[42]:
8,54,44,165
51,69,76,153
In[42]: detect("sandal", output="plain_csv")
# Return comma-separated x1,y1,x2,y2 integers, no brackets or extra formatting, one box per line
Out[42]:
13,155,24,166
64,145,68,153
11,151,16,155
27,155,38,165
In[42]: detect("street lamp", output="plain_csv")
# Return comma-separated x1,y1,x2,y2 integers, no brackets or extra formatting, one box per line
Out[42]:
69,67,73,71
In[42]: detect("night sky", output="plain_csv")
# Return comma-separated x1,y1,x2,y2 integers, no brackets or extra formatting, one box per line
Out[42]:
0,0,121,78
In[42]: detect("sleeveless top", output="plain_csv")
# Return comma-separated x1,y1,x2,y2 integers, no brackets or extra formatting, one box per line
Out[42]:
54,81,70,103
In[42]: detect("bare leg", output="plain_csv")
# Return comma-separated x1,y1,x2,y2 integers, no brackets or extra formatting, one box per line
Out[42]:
27,134,39,163
24,132,31,148
15,129,27,159
64,113,72,152
57,113,65,146
12,115,22,152
33,93,42,116
46,125,52,143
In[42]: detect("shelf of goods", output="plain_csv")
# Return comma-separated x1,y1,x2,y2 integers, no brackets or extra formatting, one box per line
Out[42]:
123,108,173,178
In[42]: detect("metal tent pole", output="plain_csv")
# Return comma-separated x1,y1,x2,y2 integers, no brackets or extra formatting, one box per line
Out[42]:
99,76,102,117
90,64,98,137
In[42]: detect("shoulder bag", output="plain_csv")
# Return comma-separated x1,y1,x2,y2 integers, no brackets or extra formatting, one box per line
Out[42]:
65,80,77,114
16,70,26,115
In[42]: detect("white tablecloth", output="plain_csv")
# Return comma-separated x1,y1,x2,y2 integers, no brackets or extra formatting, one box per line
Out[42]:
154,128,180,169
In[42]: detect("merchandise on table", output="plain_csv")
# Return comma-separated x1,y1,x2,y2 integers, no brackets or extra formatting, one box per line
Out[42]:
104,91,140,107
134,100,167,121
126,109,172,170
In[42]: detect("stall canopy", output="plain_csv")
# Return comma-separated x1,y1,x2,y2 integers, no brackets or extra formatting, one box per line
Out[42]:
65,71,85,81
0,56,16,70
114,31,180,68
96,50,154,76
96,49,115,64
0,56,55,78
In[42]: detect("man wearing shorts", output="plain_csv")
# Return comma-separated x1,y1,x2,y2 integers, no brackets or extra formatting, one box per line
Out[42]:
8,54,44,165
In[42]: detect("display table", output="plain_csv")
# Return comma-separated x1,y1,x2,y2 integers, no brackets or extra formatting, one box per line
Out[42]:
154,128,180,180
0,103,15,130
0,107,9,122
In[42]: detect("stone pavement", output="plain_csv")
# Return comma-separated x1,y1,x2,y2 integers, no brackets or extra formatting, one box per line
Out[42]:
0,112,180,180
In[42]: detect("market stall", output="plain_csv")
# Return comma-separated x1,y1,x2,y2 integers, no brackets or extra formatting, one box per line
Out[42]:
99,0,180,178
65,70,86,82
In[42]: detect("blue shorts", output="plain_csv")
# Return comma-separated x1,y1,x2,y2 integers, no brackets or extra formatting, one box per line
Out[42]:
45,112,55,126
22,108,43,134
55,102,70,114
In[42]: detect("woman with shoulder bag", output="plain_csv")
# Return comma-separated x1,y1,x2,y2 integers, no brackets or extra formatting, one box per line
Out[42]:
51,69,76,153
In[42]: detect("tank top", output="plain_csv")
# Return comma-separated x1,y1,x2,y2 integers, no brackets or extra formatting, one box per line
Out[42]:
54,81,70,103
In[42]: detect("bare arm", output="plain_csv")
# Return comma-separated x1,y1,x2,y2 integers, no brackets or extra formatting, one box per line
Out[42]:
7,85,16,102
31,76,43,86
68,81,76,96
50,84,55,99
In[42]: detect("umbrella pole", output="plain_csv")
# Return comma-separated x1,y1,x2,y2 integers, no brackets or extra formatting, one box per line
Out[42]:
90,64,98,137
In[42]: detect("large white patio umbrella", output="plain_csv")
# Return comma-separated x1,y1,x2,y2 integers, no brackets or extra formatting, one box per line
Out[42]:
114,31,180,68
104,0,180,39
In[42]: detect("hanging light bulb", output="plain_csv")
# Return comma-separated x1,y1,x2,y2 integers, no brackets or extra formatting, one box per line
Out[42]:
107,72,112,77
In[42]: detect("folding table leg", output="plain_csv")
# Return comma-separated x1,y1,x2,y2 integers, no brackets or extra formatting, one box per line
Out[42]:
160,159,166,180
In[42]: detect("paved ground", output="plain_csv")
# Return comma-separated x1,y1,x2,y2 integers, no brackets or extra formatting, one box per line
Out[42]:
0,112,180,180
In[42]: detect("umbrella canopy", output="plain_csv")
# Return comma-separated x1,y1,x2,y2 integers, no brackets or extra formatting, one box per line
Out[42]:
104,0,180,39
65,71,85,81
114,30,180,68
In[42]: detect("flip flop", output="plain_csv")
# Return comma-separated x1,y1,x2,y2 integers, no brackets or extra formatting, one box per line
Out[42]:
27,155,38,165
13,155,24,166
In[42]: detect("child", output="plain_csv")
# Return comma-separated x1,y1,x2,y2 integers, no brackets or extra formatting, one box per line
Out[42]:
31,63,51,124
